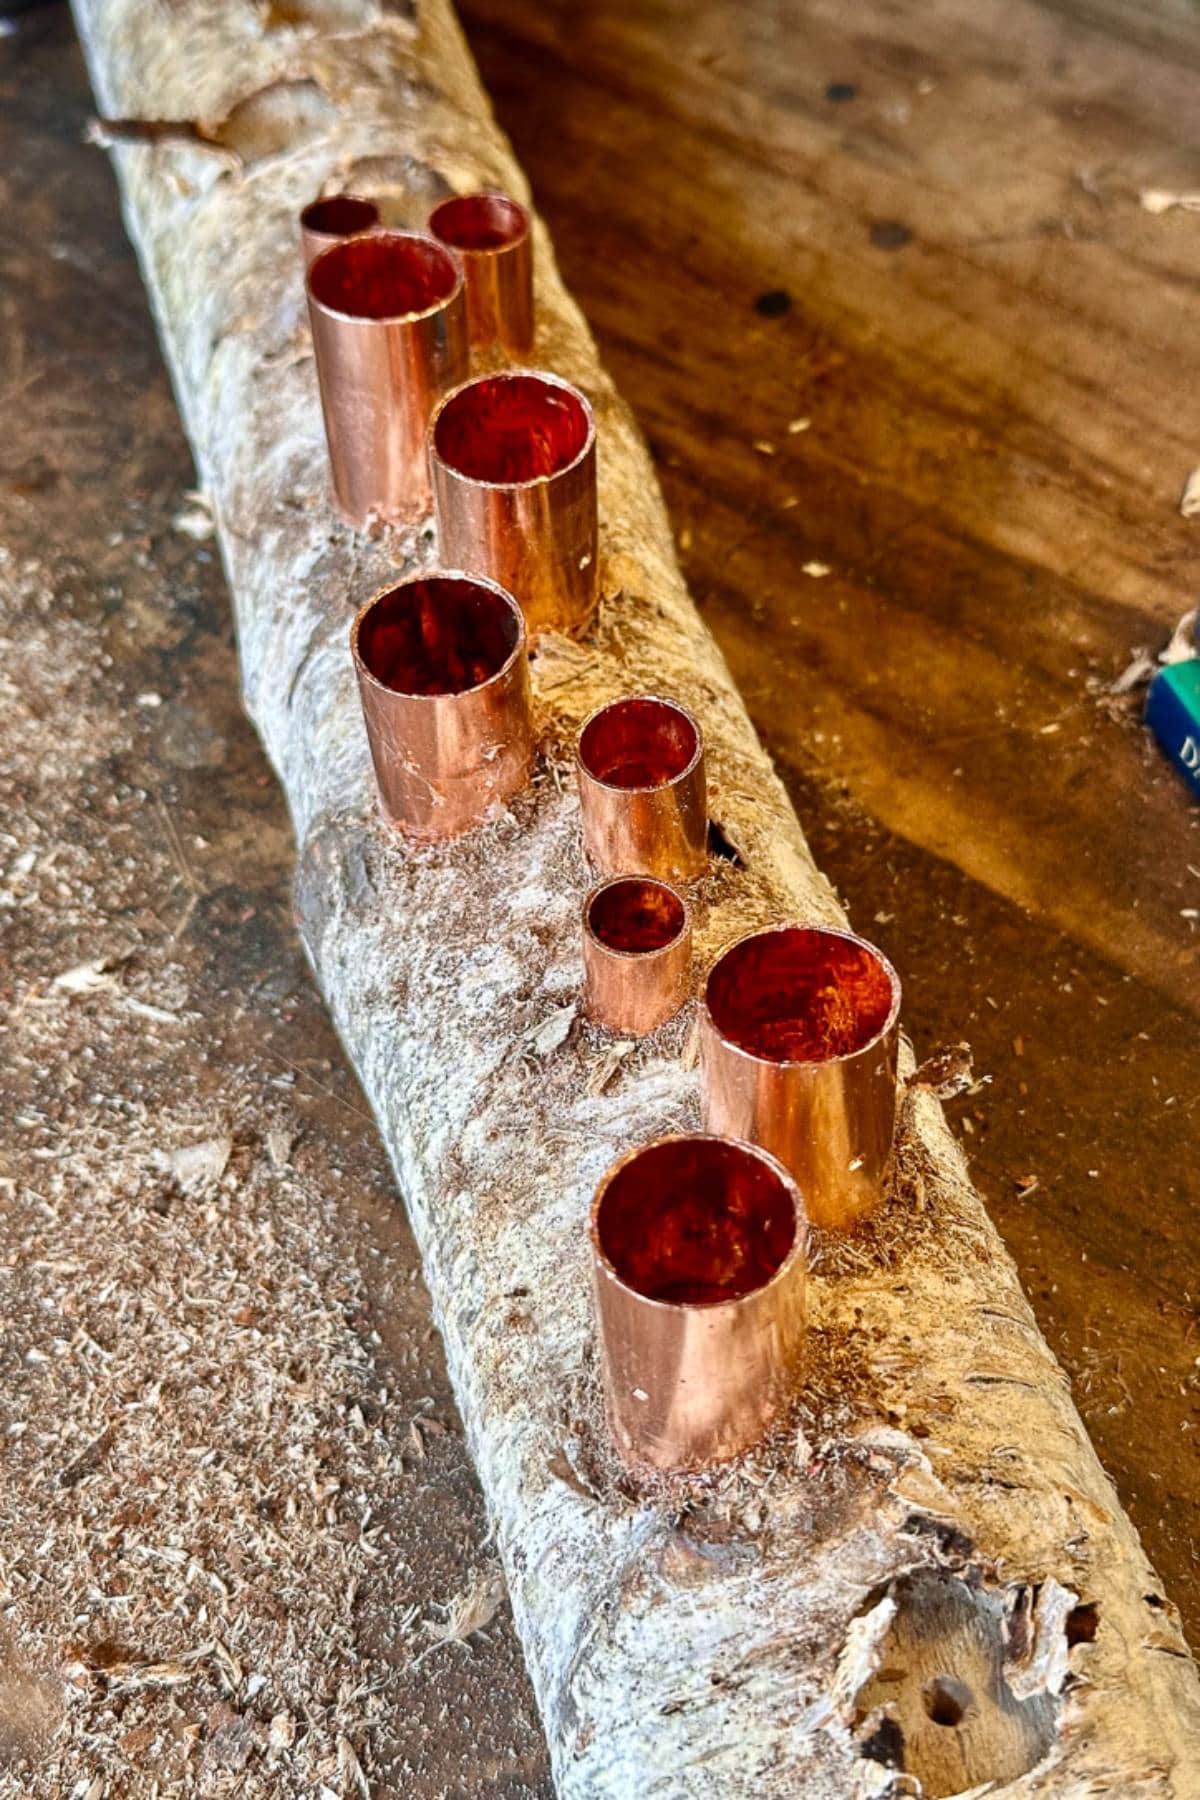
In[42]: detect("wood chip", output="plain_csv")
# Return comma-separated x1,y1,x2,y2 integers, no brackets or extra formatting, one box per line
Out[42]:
1140,188,1200,215
526,1004,576,1058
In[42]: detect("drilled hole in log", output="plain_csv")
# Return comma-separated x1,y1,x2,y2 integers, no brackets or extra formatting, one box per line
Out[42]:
857,1570,1058,1797
923,1673,973,1726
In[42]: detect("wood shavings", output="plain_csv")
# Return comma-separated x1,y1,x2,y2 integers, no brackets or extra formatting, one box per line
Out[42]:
421,1568,506,1653
1109,649,1157,695
525,1003,576,1057
1139,188,1200,215
172,490,216,540
57,1421,118,1489
1159,607,1198,666
907,1042,975,1100
1180,468,1200,517
164,1131,233,1194
585,1040,634,1095
52,958,121,996
338,1734,371,1798
802,561,832,578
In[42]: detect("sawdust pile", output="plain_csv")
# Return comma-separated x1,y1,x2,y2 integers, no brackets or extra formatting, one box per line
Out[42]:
0,547,514,1797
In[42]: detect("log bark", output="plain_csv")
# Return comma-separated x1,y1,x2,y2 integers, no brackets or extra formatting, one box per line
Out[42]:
71,1,1200,1792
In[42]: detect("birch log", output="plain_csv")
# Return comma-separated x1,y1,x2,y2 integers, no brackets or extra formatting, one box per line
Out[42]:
71,2,1200,1793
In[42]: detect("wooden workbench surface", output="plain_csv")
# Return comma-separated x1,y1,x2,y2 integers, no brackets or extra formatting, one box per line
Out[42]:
457,0,1200,1644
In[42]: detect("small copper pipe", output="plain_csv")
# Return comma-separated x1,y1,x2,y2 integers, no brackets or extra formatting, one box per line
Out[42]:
576,696,708,882
428,191,534,357
591,1134,807,1473
307,230,468,527
299,193,381,271
428,370,597,637
350,571,534,839
699,925,901,1231
582,876,691,1036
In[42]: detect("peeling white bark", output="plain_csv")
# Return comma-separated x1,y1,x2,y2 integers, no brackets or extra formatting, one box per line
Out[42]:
70,1,1200,1792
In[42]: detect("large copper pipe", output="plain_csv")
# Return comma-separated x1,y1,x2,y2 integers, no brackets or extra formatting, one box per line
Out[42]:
307,230,468,527
299,193,381,271
699,925,901,1231
428,191,534,357
582,875,691,1036
350,571,534,839
576,696,707,882
428,370,597,637
590,1134,807,1473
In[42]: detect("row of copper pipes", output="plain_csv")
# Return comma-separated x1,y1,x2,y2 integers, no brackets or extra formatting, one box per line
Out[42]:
300,191,901,1475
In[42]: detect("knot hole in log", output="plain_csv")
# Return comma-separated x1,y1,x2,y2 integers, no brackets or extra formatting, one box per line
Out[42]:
856,1570,1058,1795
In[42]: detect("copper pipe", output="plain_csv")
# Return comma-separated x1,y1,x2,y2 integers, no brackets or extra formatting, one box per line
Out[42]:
428,370,597,637
428,191,534,357
576,696,707,882
591,1134,807,1473
350,571,534,839
699,925,901,1231
299,193,381,271
582,876,691,1036
307,230,468,527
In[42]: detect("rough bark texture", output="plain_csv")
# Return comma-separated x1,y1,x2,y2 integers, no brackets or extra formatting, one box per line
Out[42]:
70,1,1200,1793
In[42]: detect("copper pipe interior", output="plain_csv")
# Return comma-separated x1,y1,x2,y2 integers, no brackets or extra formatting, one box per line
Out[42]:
355,575,521,697
705,926,896,1063
586,877,685,955
308,231,459,321
578,697,700,792
594,1136,796,1308
429,191,529,253
300,193,380,240
432,372,590,484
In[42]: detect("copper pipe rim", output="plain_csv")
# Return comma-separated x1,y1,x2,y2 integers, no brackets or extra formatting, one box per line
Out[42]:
584,877,689,959
428,191,531,256
577,694,703,794
350,568,526,703
307,229,463,325
300,192,381,247
429,369,595,491
701,923,901,1069
590,1133,804,1314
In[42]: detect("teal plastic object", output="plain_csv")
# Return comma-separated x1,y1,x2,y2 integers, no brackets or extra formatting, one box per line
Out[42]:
1145,659,1200,798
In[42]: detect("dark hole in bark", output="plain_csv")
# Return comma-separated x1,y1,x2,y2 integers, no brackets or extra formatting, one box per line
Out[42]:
707,818,745,867
859,1715,905,1769
923,1674,973,1727
1066,1602,1099,1645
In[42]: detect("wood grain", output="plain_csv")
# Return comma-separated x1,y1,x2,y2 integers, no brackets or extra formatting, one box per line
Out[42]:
457,0,1200,1646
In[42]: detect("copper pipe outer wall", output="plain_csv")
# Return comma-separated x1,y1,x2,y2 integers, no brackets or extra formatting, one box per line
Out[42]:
428,192,535,356
307,231,468,527
350,572,534,840
576,696,708,882
699,924,901,1231
591,1134,807,1472
429,371,598,637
